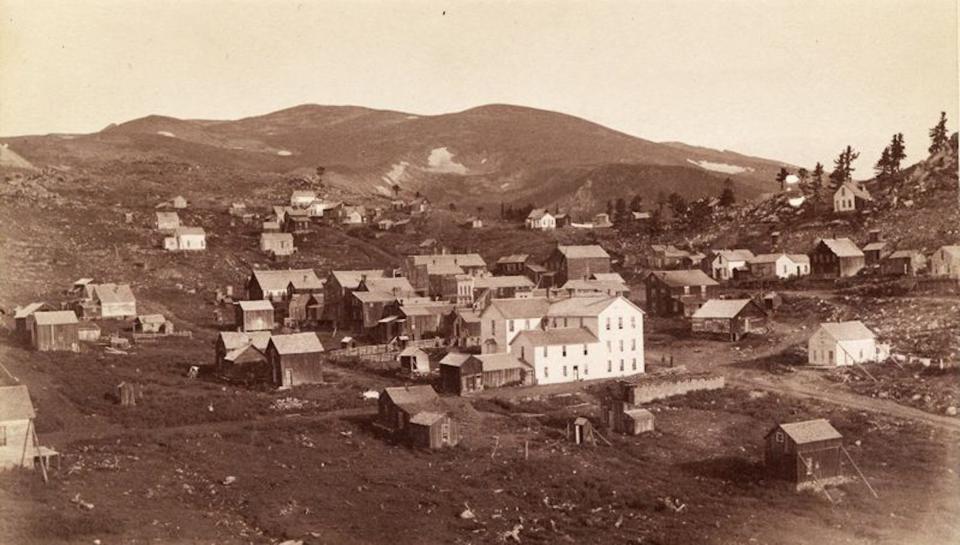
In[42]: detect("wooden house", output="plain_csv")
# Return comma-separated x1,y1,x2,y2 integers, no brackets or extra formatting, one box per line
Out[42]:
810,238,864,278
155,211,180,231
398,346,431,375
525,208,556,230
881,250,926,276
862,231,888,267
448,308,481,348
290,189,317,208
495,254,529,276
283,209,312,234
690,299,767,341
929,244,960,279
377,385,459,448
807,321,878,366
236,300,275,332
462,217,483,229
439,352,531,395
134,314,167,334
265,333,325,388
90,283,137,319
164,227,206,251
644,270,719,317
171,195,187,209
31,311,79,352
247,269,321,302
13,303,51,342
747,253,810,279
833,182,872,213
0,385,40,469
544,245,611,286
260,232,295,256
214,331,271,368
287,293,323,325
765,419,843,489
648,245,694,270
710,249,755,281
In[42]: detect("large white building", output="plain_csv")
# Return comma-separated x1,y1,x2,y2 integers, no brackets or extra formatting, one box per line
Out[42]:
488,295,645,385
164,227,206,251
479,298,550,353
525,209,556,230
710,249,755,280
747,253,810,279
807,321,879,366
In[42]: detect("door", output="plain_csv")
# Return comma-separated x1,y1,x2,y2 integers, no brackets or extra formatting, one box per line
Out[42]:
573,365,580,380
284,368,293,387
441,420,451,445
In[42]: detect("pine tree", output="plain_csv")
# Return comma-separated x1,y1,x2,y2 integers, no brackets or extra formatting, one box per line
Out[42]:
874,147,892,178
718,178,736,207
829,146,860,189
629,194,644,212
811,162,825,196
888,133,906,174
775,167,790,191
796,168,809,193
929,111,949,155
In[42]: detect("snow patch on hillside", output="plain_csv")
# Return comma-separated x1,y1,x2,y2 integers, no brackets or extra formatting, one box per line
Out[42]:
383,161,409,183
157,131,176,138
427,147,468,174
686,158,751,174
375,185,394,196
276,150,292,156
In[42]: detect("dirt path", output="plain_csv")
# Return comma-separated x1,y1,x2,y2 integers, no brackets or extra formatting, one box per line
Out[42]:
728,374,960,432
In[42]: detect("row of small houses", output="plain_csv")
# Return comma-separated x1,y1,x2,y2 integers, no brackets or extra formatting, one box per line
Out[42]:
648,234,960,281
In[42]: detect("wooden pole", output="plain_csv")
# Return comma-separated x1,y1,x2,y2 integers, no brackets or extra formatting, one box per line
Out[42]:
30,423,48,484
842,446,879,498
524,440,529,460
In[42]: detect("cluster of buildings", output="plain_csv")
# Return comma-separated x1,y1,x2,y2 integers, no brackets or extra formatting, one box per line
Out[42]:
525,208,614,230
155,197,207,251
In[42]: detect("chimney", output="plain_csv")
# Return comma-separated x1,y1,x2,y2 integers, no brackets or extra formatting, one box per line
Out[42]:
770,231,781,248
868,229,881,243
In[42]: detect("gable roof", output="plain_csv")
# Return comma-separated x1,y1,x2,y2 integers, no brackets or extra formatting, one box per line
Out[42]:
14,302,47,319
0,385,35,421
330,269,389,290
238,300,274,312
647,270,719,288
818,320,876,342
691,299,758,319
408,411,446,426
136,314,166,324
382,385,440,410
557,245,609,259
261,232,293,242
937,245,960,259
408,253,486,269
561,279,628,293
268,332,324,355
591,272,625,283
862,241,888,252
485,297,551,319
362,276,414,295
156,211,180,223
252,269,320,292
93,284,136,305
218,331,271,351
399,346,429,357
716,249,755,262
439,352,472,367
817,238,864,258
836,182,872,201
527,208,551,220
773,419,842,444
886,249,923,260
174,227,205,236
496,254,529,264
33,310,78,326
223,343,267,364
512,327,598,347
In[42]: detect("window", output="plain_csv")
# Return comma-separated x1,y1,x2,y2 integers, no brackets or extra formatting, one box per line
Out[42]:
509,320,515,332
631,316,636,329
583,344,588,355
563,365,567,377
607,360,612,372
618,316,623,329
491,320,496,335
606,341,612,352
828,350,833,361
564,317,568,327
632,358,637,370
544,346,549,357
631,339,636,350
619,340,624,352
619,359,624,371
562,345,567,357
544,366,549,378
520,346,525,360
606,318,611,330
775,431,784,443
584,363,588,375
0,425,5,446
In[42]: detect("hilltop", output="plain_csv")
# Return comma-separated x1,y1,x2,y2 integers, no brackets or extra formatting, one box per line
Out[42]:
0,103,792,213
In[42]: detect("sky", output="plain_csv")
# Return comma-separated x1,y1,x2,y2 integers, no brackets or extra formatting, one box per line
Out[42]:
0,0,957,168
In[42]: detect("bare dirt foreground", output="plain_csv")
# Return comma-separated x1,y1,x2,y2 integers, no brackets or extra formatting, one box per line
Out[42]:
1,336,958,545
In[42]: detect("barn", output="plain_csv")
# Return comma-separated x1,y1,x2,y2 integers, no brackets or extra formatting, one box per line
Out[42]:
765,419,844,489
31,311,79,352
91,283,137,319
265,333,325,388
236,300,275,332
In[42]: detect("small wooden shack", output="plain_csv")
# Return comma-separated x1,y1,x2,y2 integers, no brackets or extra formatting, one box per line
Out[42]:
13,303,51,342
398,346,431,375
134,314,167,334
31,311,80,352
765,419,843,490
439,352,531,395
377,385,459,449
265,333,324,388
690,298,767,341
236,300,275,332
599,397,655,435
116,382,141,407
77,321,101,342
